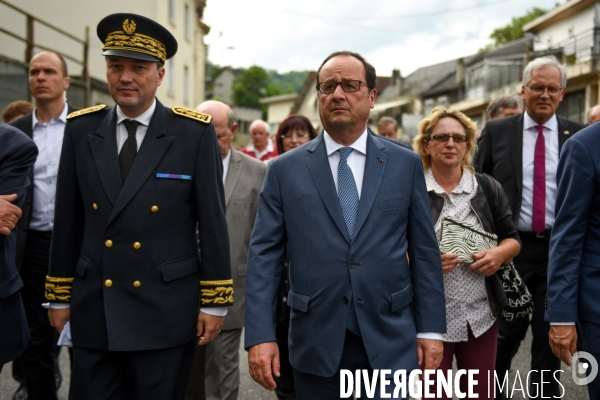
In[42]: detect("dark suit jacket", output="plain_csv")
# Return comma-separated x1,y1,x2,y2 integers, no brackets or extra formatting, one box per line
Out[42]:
222,149,266,330
245,129,445,377
48,100,232,352
546,124,600,324
0,123,38,364
474,113,585,225
9,104,77,270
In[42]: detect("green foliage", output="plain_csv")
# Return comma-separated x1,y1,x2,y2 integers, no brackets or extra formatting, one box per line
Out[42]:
232,65,270,110
479,7,548,51
268,70,310,93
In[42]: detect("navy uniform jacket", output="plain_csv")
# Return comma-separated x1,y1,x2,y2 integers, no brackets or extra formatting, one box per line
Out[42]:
47,100,232,352
0,123,38,364
245,131,446,377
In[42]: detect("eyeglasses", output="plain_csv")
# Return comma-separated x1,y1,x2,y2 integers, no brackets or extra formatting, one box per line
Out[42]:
427,133,468,144
317,80,368,94
282,132,310,140
525,85,563,96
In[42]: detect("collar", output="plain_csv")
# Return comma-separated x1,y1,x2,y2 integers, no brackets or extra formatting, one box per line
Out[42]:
523,112,558,132
323,128,368,156
425,168,475,195
32,103,68,127
116,99,156,126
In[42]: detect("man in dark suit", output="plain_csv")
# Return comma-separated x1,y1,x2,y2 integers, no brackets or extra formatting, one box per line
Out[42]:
46,13,232,399
245,51,446,399
9,49,73,400
0,123,37,373
187,101,266,400
546,122,600,399
474,55,585,398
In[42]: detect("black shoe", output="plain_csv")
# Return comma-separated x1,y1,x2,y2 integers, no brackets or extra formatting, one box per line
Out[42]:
13,383,28,400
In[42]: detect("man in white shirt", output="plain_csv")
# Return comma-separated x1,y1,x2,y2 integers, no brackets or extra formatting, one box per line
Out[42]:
9,50,71,400
241,120,278,161
475,55,586,399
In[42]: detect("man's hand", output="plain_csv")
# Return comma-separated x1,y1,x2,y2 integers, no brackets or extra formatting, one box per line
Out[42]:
417,338,444,370
549,325,577,366
196,312,224,345
248,341,280,391
0,194,22,236
49,308,70,333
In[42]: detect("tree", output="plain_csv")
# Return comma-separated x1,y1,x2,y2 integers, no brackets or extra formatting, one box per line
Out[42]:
480,7,548,51
232,66,269,110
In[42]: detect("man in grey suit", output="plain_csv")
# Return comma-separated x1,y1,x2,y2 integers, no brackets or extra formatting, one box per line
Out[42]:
245,51,445,399
188,100,266,400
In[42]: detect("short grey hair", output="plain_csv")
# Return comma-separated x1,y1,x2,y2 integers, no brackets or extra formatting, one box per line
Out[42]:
487,95,523,118
522,56,567,89
377,116,398,128
249,119,270,134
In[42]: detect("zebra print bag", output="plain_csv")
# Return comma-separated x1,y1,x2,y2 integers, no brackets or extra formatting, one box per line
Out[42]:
439,215,534,321
439,216,497,264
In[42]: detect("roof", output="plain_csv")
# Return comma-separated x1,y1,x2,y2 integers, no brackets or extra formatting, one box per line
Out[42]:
524,0,596,33
376,76,391,94
259,93,299,104
291,71,317,114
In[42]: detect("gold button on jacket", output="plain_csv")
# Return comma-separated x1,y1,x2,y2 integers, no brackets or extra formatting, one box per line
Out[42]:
133,242,141,249
151,205,158,212
93,203,98,210
105,279,113,287
105,240,113,247
133,281,141,288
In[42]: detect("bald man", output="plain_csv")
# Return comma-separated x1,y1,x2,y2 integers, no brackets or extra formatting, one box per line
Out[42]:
188,101,266,400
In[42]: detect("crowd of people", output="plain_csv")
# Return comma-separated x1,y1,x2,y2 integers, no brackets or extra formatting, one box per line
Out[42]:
0,10,599,400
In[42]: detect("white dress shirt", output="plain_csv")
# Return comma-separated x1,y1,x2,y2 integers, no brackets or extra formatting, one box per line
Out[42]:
29,103,68,231
323,129,441,340
518,113,559,231
222,148,232,184
115,100,155,152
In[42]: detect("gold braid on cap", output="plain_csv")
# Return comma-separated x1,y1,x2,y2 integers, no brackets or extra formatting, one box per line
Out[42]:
45,276,74,303
103,28,167,62
200,279,234,306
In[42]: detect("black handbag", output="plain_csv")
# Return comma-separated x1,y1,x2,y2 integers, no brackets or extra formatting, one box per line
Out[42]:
439,214,533,321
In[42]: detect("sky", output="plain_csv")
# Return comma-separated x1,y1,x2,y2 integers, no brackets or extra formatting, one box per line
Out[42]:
203,0,559,77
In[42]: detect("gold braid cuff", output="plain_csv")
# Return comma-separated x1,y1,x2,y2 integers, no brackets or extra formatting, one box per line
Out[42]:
103,31,167,62
200,279,234,306
45,276,74,303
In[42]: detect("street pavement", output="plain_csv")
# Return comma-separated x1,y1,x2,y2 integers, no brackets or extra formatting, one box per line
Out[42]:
0,328,589,399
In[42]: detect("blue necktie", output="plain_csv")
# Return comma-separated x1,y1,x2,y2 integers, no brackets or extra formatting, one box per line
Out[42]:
337,147,361,336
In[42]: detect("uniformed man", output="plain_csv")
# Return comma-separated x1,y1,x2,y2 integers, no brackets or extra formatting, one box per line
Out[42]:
46,13,232,399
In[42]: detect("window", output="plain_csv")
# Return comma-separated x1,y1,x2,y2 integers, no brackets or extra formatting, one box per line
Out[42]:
184,4,190,38
168,59,174,94
169,0,175,22
184,66,189,104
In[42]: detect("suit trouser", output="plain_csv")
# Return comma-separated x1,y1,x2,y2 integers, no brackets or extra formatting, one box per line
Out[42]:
19,230,58,400
293,330,394,400
579,321,600,400
70,340,196,400
187,328,242,400
495,232,561,399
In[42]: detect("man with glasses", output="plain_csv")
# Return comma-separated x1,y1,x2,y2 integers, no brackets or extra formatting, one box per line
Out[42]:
245,51,445,399
475,55,585,399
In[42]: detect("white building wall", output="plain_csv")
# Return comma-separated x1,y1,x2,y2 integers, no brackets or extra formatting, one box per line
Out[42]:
532,5,596,54
0,0,201,108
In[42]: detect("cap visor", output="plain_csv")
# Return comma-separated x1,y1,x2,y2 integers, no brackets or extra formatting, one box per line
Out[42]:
102,49,159,62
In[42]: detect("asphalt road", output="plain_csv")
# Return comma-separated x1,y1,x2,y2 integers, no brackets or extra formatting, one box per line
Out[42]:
0,328,590,399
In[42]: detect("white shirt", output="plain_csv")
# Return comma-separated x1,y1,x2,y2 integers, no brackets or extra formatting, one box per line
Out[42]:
518,113,559,231
29,103,68,231
115,100,155,152
323,129,441,340
222,148,232,184
244,137,276,160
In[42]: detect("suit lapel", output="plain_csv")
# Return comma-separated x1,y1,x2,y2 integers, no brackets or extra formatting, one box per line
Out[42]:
557,116,572,153
305,135,351,244
353,132,386,239
510,114,524,200
224,149,242,206
88,108,122,207
108,100,174,225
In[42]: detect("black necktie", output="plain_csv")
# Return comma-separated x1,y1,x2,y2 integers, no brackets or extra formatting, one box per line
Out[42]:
119,119,139,183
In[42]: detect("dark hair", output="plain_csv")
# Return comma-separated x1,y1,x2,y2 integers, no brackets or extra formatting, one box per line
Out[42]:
316,51,376,92
31,50,69,76
2,100,33,123
275,114,317,154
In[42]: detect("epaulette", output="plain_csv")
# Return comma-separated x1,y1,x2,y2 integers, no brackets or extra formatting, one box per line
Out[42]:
172,106,212,124
67,104,107,120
